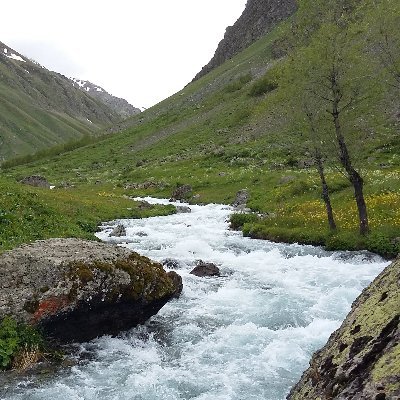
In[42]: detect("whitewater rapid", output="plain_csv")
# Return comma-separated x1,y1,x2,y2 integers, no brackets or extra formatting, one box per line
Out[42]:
1,199,388,400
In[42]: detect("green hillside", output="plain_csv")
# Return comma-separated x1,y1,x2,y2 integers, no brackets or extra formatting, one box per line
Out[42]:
0,43,123,161
2,0,400,256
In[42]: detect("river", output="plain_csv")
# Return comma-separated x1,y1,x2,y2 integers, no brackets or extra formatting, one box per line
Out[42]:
1,198,388,400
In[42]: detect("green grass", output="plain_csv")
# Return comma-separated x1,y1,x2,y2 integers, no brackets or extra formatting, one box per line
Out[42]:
0,177,176,253
1,0,399,257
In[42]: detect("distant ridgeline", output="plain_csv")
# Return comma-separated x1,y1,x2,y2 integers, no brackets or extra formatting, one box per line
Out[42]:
0,41,140,161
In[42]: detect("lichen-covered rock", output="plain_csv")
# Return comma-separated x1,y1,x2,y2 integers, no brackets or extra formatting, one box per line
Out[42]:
287,258,400,400
0,238,182,343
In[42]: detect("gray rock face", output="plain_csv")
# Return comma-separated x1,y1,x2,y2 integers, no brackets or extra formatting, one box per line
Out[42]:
287,258,400,400
19,176,50,188
0,238,182,343
194,0,297,80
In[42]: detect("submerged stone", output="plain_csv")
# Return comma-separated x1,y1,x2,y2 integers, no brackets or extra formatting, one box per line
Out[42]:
109,224,126,237
0,238,182,343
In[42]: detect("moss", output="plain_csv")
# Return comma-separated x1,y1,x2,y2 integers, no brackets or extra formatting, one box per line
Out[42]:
371,344,400,389
68,261,94,284
66,253,175,303
23,300,39,314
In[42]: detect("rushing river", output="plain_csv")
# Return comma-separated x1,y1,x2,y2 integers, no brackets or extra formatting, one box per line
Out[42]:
1,199,388,400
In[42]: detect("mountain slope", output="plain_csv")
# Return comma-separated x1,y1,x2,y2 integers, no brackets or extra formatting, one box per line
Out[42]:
194,0,297,80
70,78,141,118
4,0,400,256
0,42,136,161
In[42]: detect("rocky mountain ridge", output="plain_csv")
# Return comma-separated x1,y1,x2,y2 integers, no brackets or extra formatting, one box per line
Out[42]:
0,41,139,160
194,0,297,80
69,78,141,118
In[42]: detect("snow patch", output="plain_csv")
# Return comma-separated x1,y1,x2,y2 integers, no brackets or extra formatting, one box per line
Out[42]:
6,53,25,62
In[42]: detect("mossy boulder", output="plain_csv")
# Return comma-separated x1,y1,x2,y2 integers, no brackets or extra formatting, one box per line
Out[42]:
287,258,400,400
0,238,182,343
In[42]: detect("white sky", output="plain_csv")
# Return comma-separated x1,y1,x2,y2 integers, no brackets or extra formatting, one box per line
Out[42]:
1,0,247,108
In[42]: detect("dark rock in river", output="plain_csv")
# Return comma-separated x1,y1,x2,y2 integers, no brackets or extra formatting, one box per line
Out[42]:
176,205,191,214
190,261,221,277
109,224,126,237
20,175,50,188
0,238,182,343
161,258,181,269
287,257,400,400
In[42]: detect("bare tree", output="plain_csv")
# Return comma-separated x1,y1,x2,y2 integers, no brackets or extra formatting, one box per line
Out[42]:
303,104,337,231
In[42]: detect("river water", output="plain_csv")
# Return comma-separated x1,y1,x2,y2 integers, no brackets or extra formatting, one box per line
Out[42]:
1,199,388,400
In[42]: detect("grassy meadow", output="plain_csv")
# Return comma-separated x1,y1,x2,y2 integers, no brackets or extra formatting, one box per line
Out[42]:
1,0,399,257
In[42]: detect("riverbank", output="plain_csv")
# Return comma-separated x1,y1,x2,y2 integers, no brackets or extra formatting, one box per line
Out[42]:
1,165,399,259
0,177,176,253
1,199,389,399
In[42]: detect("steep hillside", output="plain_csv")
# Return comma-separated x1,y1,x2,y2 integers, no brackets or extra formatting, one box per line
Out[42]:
194,0,297,80
0,42,127,160
70,78,141,118
3,0,400,256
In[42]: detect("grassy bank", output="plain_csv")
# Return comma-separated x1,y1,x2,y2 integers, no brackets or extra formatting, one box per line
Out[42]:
0,177,175,253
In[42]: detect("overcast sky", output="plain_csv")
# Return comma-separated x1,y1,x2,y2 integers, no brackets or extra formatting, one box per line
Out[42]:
1,0,247,108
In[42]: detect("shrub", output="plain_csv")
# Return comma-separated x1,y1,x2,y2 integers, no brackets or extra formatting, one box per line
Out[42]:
249,76,278,97
230,213,259,230
365,232,399,258
223,73,253,93
0,316,43,370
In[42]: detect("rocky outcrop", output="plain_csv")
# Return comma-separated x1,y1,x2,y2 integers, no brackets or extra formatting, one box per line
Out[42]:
19,176,50,188
287,258,400,400
194,0,297,80
0,239,182,343
170,184,193,202
232,189,250,208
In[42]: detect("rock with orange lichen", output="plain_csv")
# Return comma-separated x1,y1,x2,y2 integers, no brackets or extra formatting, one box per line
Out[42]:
0,238,182,343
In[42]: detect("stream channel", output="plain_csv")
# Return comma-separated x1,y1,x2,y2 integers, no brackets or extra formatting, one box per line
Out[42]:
1,198,388,400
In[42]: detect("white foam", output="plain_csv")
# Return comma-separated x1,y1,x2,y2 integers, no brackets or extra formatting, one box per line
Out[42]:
4,199,388,400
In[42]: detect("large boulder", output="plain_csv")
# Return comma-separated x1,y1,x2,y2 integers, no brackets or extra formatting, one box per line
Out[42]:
0,239,182,343
170,184,192,202
287,258,400,400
